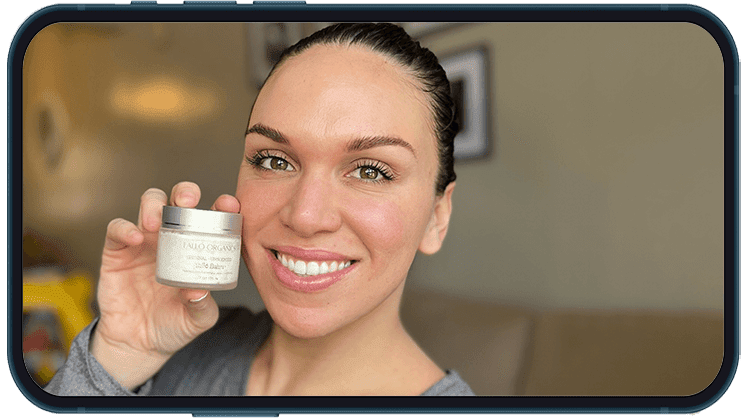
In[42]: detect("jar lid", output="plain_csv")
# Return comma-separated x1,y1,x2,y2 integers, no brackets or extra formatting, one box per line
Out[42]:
161,206,242,235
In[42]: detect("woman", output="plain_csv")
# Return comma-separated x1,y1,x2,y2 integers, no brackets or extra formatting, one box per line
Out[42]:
45,23,473,396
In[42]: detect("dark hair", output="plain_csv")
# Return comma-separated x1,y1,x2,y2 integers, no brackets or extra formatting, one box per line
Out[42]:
262,22,457,195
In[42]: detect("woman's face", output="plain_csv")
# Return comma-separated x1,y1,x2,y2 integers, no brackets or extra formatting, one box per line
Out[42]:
236,45,454,339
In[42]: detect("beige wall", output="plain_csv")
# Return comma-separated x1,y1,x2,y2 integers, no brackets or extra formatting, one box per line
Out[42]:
406,22,724,310
23,23,255,279
23,22,725,312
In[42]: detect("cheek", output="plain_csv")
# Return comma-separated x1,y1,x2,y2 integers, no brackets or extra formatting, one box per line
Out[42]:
236,177,284,237
342,194,415,255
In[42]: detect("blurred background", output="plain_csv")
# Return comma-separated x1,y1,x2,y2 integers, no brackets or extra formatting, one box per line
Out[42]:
21,22,724,396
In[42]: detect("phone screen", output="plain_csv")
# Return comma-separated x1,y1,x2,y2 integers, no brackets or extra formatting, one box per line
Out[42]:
7,2,737,415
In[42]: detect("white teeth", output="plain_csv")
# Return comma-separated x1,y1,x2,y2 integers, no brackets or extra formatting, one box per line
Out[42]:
307,261,319,275
276,252,352,276
294,260,307,275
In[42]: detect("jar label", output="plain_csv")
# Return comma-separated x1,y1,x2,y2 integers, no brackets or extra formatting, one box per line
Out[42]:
156,231,241,286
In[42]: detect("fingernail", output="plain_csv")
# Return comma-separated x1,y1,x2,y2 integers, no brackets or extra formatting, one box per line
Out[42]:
189,292,208,303
143,216,154,231
178,192,196,206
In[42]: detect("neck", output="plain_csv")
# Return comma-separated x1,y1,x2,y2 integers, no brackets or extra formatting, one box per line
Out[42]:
248,287,442,396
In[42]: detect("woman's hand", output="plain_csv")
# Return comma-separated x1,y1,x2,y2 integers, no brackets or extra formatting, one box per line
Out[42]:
90,182,241,390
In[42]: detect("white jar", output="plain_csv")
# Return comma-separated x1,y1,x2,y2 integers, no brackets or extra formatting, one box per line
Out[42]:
155,206,242,290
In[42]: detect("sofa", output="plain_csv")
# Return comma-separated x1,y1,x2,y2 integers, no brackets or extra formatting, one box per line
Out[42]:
399,288,725,396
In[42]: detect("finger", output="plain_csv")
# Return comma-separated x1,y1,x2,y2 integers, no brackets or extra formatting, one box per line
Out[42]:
104,218,144,251
137,188,168,232
210,194,241,214
178,289,219,330
170,181,201,208
180,289,209,304
188,292,209,303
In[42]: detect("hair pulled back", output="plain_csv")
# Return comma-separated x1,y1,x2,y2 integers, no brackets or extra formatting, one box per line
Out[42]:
263,22,457,195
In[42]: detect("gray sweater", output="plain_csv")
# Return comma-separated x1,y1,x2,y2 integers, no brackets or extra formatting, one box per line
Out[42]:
44,308,475,396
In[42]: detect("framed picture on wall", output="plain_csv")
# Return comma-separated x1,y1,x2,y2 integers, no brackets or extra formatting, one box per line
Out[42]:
247,22,304,87
400,22,462,38
247,23,337,88
438,46,491,160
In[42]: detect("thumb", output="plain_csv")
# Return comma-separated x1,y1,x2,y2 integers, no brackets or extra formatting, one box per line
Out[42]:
179,289,219,332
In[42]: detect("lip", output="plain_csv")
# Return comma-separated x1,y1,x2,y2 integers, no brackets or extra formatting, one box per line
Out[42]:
274,246,353,262
266,248,357,292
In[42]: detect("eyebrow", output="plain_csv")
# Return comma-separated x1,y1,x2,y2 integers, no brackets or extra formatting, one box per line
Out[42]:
246,124,289,144
346,135,417,158
246,123,416,157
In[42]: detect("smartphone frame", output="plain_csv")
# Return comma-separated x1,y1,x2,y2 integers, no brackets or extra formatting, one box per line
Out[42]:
7,3,739,414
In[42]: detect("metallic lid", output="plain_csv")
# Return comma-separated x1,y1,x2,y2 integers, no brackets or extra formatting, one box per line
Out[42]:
161,206,242,235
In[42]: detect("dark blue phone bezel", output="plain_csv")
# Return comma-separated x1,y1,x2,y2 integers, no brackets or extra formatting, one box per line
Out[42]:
7,3,739,415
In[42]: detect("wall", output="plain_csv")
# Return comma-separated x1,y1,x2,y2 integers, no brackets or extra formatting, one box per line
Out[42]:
406,22,724,310
22,22,725,312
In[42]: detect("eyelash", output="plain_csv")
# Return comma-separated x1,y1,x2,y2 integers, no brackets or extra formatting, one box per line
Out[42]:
351,160,395,183
245,151,395,183
245,150,294,172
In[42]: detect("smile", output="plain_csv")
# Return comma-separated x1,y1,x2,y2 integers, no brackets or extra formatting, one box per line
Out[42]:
272,250,354,277
267,248,357,293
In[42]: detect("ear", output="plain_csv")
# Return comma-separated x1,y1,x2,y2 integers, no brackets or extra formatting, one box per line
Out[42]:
418,182,455,255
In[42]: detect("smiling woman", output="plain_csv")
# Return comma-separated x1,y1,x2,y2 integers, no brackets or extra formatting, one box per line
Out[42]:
238,42,457,395
44,23,473,397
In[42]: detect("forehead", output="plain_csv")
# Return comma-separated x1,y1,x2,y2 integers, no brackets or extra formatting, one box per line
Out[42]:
251,45,435,146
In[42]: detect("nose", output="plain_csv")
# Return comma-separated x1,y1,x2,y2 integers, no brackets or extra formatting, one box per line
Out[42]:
279,173,342,237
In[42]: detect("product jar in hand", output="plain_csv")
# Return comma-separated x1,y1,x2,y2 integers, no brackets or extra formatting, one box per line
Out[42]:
156,206,242,290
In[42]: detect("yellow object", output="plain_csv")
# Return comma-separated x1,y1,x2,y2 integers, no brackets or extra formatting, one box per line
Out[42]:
23,269,95,352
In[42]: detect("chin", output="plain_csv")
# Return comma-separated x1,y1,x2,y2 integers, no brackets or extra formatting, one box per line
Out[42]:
268,304,346,340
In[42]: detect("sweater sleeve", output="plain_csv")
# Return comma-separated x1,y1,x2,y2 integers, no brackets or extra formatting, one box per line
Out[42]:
421,370,476,396
43,318,153,396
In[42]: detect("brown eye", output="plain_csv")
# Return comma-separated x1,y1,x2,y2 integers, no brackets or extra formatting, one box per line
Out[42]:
270,158,288,170
348,161,394,183
360,167,379,179
257,155,294,172
247,151,296,172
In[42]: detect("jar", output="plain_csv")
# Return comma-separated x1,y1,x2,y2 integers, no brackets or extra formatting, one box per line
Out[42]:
155,206,242,290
